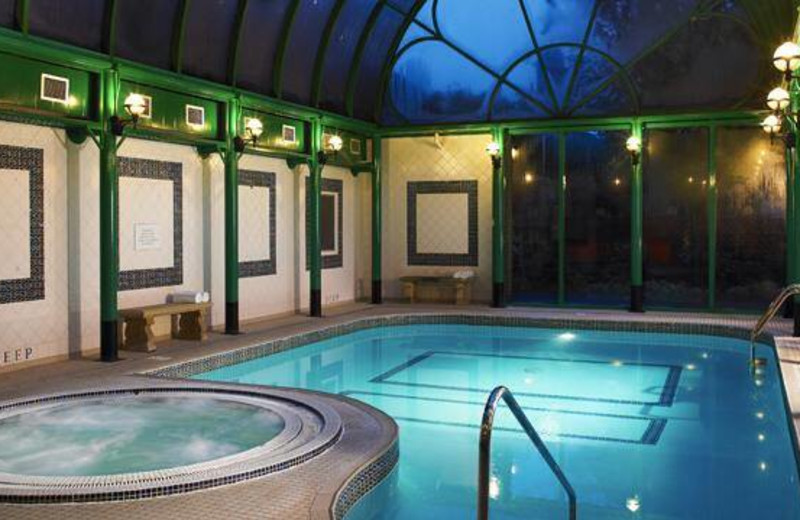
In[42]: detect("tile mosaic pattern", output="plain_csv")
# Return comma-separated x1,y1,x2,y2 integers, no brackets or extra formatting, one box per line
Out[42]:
407,180,478,266
117,157,183,291
305,177,344,270
0,145,44,304
239,170,277,278
332,440,399,520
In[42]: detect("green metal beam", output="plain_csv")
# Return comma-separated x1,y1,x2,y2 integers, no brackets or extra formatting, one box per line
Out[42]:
311,0,346,108
103,0,119,56
273,0,301,99
309,119,324,317
172,0,192,74
15,0,29,34
228,0,250,86
630,119,643,311
374,0,428,121
707,125,717,310
561,0,600,114
491,126,506,307
516,0,559,113
345,2,385,117
224,97,241,334
557,132,566,305
371,136,383,304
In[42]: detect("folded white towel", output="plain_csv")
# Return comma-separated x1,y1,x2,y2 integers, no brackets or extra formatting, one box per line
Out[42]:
171,291,205,304
201,292,210,303
452,270,475,280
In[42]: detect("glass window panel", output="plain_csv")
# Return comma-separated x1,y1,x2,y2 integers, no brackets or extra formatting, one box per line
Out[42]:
236,0,294,96
510,133,560,303
571,78,635,117
716,127,786,309
437,0,532,75
181,0,239,83
389,40,493,123
398,21,433,51
537,46,580,107
523,0,594,48
643,128,709,308
588,0,700,66
281,0,337,104
318,0,375,113
415,1,435,29
505,55,554,112
0,0,15,27
116,0,181,70
631,18,762,112
491,85,548,121
353,7,405,120
565,131,630,306
29,0,107,51
566,50,617,111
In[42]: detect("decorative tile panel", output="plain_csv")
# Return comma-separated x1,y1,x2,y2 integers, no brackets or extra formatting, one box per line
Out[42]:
239,170,277,278
117,157,183,291
407,180,478,266
305,177,344,270
0,145,44,304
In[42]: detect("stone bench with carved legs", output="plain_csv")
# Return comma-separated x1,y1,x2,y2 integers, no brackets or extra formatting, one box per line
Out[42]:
119,302,212,352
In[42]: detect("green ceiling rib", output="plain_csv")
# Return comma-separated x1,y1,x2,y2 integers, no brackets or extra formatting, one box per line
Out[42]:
373,0,429,121
516,0,559,113
272,0,301,99
228,0,250,86
15,0,29,34
345,2,385,117
560,0,600,114
172,0,192,73
103,0,119,56
311,0,347,107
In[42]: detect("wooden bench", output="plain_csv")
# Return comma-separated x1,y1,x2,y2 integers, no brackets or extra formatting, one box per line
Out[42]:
119,302,212,352
400,276,473,305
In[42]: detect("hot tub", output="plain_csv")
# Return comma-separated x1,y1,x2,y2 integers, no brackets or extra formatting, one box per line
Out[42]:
0,385,342,503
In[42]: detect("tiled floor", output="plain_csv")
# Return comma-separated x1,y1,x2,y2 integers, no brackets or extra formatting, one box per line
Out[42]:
0,302,798,519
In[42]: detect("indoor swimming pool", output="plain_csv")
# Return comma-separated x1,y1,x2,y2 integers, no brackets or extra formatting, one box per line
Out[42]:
194,325,800,519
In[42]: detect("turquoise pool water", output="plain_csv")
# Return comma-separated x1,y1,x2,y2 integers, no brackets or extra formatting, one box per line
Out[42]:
195,325,800,519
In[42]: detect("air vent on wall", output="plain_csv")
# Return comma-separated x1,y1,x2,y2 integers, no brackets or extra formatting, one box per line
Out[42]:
350,138,362,156
185,105,205,128
40,74,70,104
140,95,153,119
282,124,297,144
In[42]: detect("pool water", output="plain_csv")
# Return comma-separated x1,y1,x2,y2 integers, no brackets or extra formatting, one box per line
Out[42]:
195,325,800,519
0,396,285,476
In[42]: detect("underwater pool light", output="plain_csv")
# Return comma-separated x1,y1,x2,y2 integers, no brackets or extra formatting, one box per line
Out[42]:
558,332,576,341
489,476,500,499
626,495,641,513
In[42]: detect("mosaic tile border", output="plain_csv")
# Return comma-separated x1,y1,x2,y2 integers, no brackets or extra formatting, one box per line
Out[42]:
145,313,774,381
306,177,344,270
0,384,343,504
118,157,184,291
332,440,399,520
407,180,479,266
239,170,277,278
0,145,44,304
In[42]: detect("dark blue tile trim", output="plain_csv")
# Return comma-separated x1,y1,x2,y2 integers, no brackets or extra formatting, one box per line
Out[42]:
239,170,277,278
369,351,435,383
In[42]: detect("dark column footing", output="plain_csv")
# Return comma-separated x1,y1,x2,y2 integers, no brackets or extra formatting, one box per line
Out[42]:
630,285,644,313
492,282,506,308
100,320,119,362
372,280,383,305
310,289,322,318
225,301,240,335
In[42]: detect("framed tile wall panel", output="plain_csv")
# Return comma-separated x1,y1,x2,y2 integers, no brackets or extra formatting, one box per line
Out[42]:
239,170,277,278
306,177,344,270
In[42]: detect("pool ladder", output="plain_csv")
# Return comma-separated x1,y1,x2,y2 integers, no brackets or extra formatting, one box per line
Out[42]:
749,283,800,368
477,386,577,520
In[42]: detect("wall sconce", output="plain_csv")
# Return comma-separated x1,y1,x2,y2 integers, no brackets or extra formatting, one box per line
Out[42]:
486,141,501,169
626,135,642,166
774,42,800,81
317,134,344,165
110,93,147,136
234,117,264,153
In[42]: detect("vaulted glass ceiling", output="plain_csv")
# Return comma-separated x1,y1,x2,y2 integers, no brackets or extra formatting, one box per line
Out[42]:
0,0,794,125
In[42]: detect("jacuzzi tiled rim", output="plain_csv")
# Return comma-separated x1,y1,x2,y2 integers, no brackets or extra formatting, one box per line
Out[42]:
0,385,343,503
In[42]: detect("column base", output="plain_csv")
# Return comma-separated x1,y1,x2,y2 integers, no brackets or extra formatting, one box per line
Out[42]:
310,289,322,318
225,302,240,335
794,302,800,338
100,320,119,362
784,297,794,319
630,285,644,313
372,280,383,305
492,283,506,308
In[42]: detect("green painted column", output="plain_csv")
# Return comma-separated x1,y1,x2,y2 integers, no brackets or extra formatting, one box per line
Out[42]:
794,128,800,336
707,126,717,310
786,142,795,322
371,136,383,304
309,121,323,317
491,127,506,308
99,67,120,361
224,98,241,334
630,121,644,312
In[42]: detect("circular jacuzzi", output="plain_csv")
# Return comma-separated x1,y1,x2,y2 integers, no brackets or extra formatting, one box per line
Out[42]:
0,385,343,503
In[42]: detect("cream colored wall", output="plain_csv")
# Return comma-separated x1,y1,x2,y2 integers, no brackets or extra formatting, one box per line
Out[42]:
381,134,493,301
0,121,69,369
298,165,365,309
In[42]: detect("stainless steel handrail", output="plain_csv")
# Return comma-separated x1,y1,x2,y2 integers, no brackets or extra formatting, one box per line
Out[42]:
477,386,577,520
749,283,800,366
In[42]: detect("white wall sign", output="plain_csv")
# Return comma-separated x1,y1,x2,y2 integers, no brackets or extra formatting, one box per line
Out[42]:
134,223,162,251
